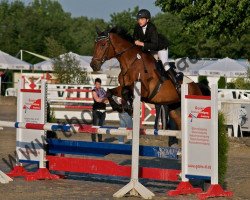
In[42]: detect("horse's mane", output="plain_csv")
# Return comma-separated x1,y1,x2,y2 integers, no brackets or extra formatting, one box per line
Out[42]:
109,27,134,43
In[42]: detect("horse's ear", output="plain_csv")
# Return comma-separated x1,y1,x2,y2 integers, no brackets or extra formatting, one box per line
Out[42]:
95,26,102,35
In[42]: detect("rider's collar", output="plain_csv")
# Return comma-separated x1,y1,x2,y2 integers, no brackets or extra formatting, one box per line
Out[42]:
142,25,147,34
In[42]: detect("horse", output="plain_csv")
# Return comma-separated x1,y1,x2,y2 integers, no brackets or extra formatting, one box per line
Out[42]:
90,27,205,130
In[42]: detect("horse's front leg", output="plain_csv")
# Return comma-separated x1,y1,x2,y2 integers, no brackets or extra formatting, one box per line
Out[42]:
121,86,134,116
106,86,123,112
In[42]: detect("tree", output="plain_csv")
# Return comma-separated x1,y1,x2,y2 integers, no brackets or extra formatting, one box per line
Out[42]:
45,37,66,58
155,0,250,38
155,0,250,59
0,0,26,55
53,53,88,84
68,17,108,55
110,7,139,35
154,12,198,58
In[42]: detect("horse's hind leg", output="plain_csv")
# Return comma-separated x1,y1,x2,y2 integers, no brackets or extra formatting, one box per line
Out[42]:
168,106,181,146
168,104,181,130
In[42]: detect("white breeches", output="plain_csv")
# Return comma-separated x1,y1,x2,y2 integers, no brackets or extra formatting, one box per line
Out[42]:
152,49,169,71
158,49,169,70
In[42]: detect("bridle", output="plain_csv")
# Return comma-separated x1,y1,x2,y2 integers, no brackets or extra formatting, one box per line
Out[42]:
92,33,135,65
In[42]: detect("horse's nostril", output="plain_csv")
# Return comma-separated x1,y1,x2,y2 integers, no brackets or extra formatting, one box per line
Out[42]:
90,62,96,68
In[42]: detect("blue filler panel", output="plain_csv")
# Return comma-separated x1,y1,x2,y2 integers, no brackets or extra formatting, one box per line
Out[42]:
48,139,179,159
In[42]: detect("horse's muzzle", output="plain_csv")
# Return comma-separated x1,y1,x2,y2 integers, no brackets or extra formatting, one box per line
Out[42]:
90,60,101,71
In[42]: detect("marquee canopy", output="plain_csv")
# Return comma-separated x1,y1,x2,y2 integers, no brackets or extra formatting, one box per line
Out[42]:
0,50,31,70
34,53,119,72
198,57,248,77
33,52,93,72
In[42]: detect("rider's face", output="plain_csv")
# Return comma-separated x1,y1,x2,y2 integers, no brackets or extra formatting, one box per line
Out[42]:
137,18,149,27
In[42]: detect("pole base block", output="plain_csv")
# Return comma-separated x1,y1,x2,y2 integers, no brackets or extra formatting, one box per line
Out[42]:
25,168,60,181
7,166,31,177
168,181,203,196
197,184,233,200
113,179,155,199
0,170,13,184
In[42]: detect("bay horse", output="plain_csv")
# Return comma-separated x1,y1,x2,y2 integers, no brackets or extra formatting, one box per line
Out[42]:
90,27,204,130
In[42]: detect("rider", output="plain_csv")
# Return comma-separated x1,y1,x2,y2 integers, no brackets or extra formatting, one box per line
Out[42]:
133,9,181,88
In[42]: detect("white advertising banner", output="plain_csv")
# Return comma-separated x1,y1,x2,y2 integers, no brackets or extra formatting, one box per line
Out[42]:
16,80,46,167
182,84,218,184
186,96,212,178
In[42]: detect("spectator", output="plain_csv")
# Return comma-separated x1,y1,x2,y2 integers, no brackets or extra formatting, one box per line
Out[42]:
154,104,178,146
154,104,168,133
91,78,107,142
118,99,133,144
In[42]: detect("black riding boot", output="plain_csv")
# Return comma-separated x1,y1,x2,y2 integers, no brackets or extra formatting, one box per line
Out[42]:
167,67,181,91
155,60,168,81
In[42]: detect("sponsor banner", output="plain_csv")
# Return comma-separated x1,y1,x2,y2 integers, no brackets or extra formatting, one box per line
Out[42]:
186,97,212,177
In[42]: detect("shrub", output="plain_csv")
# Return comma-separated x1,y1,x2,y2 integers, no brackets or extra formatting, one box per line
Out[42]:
218,112,229,185
198,76,209,86
232,67,250,90
46,103,58,140
226,82,235,89
218,77,226,89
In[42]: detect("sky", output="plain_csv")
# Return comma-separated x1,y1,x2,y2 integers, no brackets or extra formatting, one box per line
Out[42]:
18,0,162,21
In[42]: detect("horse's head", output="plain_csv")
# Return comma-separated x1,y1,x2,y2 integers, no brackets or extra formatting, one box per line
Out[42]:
90,27,114,71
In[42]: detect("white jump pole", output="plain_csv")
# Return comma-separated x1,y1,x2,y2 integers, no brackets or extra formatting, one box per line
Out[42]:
113,80,155,199
0,76,2,96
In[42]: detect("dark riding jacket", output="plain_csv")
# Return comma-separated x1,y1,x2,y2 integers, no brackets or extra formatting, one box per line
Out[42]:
133,22,168,52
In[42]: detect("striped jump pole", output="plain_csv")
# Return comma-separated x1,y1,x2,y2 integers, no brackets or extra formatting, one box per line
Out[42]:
0,121,131,136
0,120,181,139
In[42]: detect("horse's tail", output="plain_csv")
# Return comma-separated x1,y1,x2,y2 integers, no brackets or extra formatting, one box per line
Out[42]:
197,83,211,96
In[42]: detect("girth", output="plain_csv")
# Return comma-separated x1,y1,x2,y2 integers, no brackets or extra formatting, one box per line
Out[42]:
147,79,163,100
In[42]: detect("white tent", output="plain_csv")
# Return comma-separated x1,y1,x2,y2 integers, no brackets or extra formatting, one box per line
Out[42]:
80,56,119,71
237,59,250,69
0,50,31,70
33,52,93,72
33,59,54,71
199,57,248,77
175,58,216,76
102,58,119,70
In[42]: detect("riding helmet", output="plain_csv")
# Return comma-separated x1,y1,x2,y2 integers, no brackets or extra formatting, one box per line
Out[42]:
137,9,151,19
